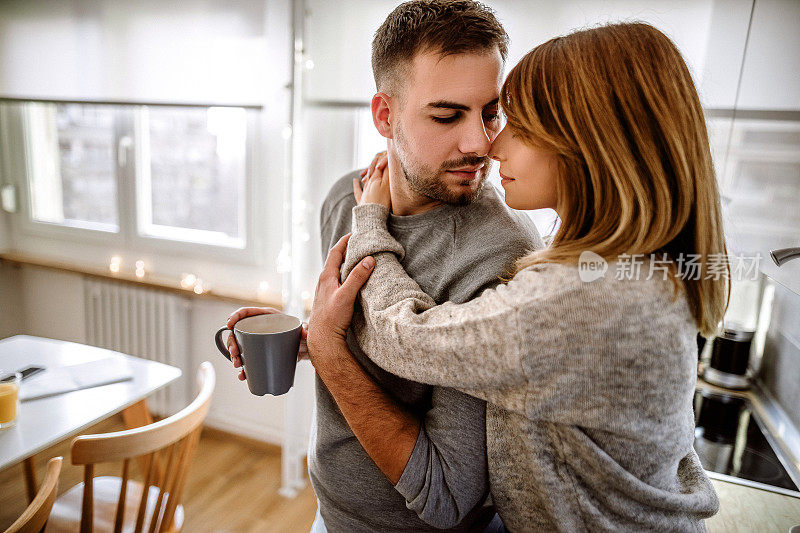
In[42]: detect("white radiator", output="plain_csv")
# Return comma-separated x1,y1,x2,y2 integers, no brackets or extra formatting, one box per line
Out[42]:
83,277,191,415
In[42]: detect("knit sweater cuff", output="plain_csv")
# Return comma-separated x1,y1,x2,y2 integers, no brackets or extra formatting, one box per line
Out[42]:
341,204,405,280
352,203,391,232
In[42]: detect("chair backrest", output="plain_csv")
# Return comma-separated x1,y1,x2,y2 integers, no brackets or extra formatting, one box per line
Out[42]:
70,362,215,533
5,456,62,533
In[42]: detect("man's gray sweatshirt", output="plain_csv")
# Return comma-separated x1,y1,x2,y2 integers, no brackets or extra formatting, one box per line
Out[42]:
308,172,543,532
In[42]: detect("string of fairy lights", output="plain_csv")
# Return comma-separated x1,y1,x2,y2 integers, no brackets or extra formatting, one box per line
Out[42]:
106,255,281,301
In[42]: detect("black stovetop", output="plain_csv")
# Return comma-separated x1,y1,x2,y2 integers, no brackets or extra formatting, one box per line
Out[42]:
694,390,799,492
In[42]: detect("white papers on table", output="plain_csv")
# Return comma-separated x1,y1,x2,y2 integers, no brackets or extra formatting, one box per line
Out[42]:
20,358,134,401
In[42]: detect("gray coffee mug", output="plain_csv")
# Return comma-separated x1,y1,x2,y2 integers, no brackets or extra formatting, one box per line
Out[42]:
215,314,302,396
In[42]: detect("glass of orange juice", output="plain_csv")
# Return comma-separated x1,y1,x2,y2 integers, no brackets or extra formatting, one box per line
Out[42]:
0,372,21,430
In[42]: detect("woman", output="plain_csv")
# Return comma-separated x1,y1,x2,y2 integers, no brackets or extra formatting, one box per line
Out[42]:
308,22,726,531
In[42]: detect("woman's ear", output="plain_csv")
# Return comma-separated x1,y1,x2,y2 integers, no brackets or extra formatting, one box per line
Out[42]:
371,93,393,139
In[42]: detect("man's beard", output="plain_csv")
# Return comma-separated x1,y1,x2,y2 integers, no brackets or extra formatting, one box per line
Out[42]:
394,125,490,206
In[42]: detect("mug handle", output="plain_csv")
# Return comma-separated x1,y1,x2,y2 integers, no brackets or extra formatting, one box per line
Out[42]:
215,326,233,362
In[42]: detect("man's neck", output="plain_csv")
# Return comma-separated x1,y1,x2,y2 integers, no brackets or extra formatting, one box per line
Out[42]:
388,156,443,217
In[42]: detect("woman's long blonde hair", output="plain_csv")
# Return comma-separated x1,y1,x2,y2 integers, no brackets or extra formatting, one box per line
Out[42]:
501,22,728,336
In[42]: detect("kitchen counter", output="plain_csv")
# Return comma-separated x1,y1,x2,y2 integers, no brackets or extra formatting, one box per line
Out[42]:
707,478,800,532
694,375,800,531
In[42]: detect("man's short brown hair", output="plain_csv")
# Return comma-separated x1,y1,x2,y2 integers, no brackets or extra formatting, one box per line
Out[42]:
372,0,509,94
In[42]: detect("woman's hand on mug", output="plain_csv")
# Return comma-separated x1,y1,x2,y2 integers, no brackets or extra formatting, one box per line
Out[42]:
354,151,391,208
307,234,375,368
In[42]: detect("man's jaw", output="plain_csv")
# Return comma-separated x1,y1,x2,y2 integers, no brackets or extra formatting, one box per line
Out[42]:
395,151,492,209
441,168,489,206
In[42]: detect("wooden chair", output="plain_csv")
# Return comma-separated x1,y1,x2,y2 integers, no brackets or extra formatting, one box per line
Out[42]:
47,362,215,533
4,457,63,533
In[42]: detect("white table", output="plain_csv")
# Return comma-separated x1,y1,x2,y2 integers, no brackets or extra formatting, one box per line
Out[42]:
0,335,181,499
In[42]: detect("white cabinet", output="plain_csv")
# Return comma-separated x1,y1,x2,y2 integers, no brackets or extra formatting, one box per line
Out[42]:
303,0,724,104
737,0,800,111
717,0,800,295
698,0,753,109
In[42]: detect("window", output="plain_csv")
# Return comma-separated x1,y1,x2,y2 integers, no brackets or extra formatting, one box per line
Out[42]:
18,101,251,251
136,106,247,248
25,103,119,231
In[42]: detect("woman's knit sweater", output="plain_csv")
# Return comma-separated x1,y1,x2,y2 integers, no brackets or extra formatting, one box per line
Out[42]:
342,203,719,532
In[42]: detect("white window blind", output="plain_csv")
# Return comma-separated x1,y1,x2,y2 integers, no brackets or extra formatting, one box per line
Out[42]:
0,0,269,106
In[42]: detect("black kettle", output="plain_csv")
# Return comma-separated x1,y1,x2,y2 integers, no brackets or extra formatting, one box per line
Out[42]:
703,323,754,389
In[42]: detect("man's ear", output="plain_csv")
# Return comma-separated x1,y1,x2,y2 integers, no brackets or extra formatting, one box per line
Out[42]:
371,92,393,139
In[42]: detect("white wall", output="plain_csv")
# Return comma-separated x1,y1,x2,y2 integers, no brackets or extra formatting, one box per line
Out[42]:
0,262,23,339
18,267,85,343
0,213,9,253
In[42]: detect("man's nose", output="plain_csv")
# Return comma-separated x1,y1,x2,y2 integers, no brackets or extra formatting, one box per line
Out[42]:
458,117,492,156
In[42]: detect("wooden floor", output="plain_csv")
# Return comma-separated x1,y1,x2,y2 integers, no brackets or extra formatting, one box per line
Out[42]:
0,416,318,532
5,416,800,532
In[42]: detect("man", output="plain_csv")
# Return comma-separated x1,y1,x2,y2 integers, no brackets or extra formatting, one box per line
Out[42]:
228,1,542,531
